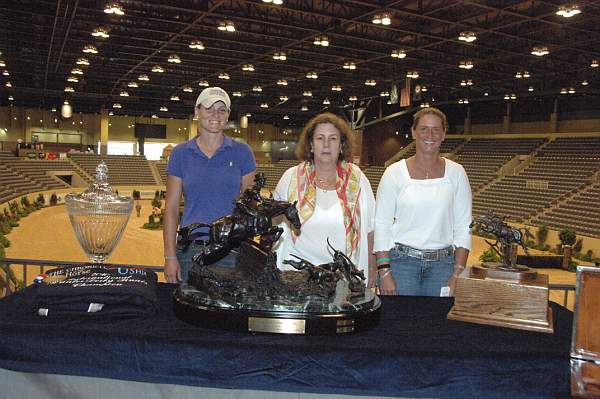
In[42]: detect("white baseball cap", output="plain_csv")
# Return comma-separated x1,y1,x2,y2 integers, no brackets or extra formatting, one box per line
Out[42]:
195,87,231,109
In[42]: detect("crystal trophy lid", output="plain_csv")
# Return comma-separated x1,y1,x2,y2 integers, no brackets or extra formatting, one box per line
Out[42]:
65,161,133,263
66,161,132,206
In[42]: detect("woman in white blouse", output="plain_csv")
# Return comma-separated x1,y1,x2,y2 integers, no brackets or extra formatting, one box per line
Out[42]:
374,107,472,296
273,113,376,287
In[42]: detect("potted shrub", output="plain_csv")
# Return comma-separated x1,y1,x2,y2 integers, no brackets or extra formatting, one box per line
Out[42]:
49,193,58,206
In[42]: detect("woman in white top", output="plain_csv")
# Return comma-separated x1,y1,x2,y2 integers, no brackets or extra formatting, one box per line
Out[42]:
374,107,472,296
273,113,376,287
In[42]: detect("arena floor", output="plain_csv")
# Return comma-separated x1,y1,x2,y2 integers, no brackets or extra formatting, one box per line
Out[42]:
4,202,576,308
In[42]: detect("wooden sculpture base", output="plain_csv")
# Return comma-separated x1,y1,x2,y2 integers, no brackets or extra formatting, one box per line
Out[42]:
447,264,553,333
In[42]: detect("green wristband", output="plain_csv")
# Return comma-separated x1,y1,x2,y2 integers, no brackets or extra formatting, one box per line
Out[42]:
376,257,391,264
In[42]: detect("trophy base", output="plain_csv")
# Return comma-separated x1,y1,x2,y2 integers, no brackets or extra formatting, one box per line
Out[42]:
173,286,381,335
448,266,554,334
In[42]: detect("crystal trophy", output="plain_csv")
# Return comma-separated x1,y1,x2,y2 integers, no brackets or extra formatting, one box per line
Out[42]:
65,162,133,263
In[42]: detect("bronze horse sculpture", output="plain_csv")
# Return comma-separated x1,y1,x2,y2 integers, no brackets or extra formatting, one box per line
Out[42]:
470,211,533,266
177,173,301,266
283,239,365,291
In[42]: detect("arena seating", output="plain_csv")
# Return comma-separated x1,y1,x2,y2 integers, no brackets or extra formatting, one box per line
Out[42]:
68,153,158,186
455,138,546,192
155,161,168,185
472,137,600,230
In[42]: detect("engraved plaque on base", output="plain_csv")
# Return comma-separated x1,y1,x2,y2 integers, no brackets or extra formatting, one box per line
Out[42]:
447,265,553,334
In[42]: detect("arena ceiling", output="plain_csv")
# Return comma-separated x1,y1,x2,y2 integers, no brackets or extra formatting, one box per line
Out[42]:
1,0,600,126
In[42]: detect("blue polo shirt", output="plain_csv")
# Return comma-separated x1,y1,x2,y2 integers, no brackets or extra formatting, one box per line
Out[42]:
167,136,256,228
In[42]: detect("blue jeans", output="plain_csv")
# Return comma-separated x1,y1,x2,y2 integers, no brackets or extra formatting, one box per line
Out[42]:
389,246,454,297
176,243,238,283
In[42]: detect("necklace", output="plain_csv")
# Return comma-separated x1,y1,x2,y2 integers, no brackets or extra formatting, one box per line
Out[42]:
315,175,336,190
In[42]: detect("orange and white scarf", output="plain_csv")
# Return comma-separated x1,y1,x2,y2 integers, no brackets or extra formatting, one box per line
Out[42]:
288,161,362,259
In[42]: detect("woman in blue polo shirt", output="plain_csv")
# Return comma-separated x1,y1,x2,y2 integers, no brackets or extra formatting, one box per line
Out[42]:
163,87,256,283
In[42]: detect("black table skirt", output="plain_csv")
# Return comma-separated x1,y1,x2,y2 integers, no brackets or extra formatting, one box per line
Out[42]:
0,283,572,398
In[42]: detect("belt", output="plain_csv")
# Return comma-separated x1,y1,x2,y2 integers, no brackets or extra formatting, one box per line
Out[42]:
394,243,453,261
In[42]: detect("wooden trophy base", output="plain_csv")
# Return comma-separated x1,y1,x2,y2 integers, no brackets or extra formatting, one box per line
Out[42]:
447,264,554,333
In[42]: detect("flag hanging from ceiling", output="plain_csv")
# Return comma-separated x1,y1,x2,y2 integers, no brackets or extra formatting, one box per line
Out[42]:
400,77,412,107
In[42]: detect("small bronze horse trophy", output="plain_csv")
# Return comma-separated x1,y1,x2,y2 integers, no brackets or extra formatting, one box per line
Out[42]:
469,211,536,280
448,210,554,333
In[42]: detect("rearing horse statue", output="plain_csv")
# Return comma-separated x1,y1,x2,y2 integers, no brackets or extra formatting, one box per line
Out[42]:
177,173,301,266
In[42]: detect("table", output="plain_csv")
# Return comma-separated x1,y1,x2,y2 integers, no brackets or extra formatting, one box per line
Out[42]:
0,283,572,398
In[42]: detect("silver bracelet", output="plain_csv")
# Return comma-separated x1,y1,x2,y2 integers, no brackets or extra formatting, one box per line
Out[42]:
164,256,178,261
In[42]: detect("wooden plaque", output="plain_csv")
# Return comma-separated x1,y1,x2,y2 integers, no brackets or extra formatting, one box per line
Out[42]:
447,266,553,333
570,266,600,398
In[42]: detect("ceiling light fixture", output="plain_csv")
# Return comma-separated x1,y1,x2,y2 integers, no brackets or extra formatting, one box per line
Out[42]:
406,71,419,78
528,86,534,92
168,54,181,64
119,90,129,97
218,72,230,80
531,46,549,56
232,91,242,97
306,71,318,79
5,81,12,87
273,51,287,61
283,115,289,120
92,27,110,38
349,95,358,101
127,81,138,88
152,65,164,73
183,86,193,92
263,0,284,4
581,80,589,86
189,40,205,50
420,102,430,108
301,105,308,111
82,44,98,54
458,60,473,69
280,95,288,101
331,85,342,91
303,90,312,97
138,74,149,81
313,35,329,46
260,103,269,108
391,49,406,59
343,61,356,70
0,59,5,67
218,21,236,32
67,76,79,83
253,85,262,92
380,91,390,97
556,4,581,18
64,86,75,92
421,86,428,92
160,106,168,112
277,79,288,85
104,2,124,15
112,103,122,108
242,64,255,71
198,80,209,86
458,31,477,43
170,95,180,101
591,59,599,68
322,98,331,105
76,57,90,66
365,79,376,86
2,70,8,76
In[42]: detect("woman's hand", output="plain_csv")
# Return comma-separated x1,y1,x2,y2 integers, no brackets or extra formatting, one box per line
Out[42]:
164,258,181,283
378,272,397,295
